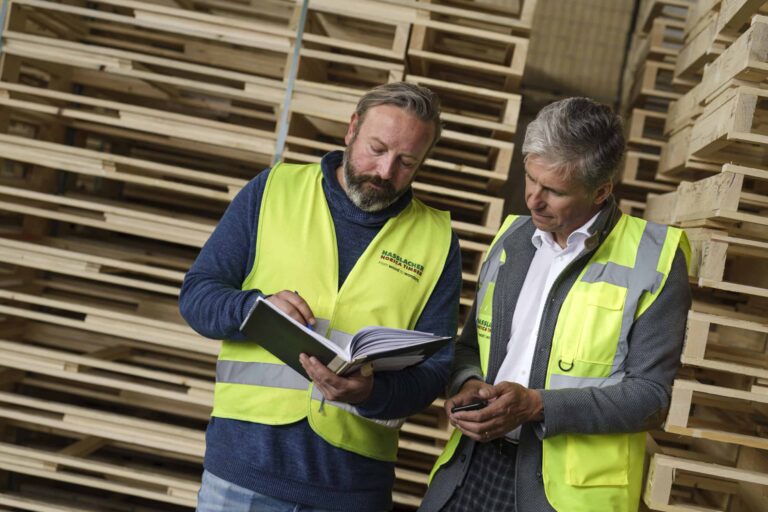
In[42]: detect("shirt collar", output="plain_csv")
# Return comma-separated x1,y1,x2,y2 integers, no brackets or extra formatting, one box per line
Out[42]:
531,210,602,250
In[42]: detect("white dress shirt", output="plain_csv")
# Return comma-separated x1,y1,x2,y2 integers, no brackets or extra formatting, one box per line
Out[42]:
494,211,600,440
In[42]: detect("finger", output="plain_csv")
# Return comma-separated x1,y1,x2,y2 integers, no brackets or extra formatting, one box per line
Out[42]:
281,291,316,326
267,295,308,325
455,420,486,442
300,354,336,383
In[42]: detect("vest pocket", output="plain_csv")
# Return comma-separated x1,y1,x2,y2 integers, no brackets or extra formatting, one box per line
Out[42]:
575,283,627,366
565,433,629,486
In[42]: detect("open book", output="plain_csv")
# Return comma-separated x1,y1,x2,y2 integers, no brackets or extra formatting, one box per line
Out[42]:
239,297,452,380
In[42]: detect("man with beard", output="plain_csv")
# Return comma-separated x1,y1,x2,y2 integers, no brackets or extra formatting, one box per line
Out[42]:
180,82,461,511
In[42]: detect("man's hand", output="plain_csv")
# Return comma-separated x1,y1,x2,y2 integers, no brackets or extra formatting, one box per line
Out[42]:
300,354,374,405
448,381,543,442
267,290,316,328
444,378,493,418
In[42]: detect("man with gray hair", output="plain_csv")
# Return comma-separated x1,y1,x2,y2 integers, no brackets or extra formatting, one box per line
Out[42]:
420,97,691,512
180,82,461,511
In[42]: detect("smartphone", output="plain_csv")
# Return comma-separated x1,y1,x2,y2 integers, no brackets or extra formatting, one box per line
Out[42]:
451,400,488,413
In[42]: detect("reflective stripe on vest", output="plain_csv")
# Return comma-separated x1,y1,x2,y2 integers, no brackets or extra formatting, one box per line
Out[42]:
216,359,404,429
428,212,689,511
550,221,668,390
212,161,452,461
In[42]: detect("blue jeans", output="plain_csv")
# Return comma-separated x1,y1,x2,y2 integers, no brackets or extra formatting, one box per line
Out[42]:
196,470,337,512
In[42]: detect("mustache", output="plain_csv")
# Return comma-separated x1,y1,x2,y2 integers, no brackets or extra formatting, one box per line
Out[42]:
352,173,396,192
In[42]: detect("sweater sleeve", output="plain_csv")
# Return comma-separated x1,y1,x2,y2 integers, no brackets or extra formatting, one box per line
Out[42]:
356,232,462,419
178,171,270,340
538,249,691,437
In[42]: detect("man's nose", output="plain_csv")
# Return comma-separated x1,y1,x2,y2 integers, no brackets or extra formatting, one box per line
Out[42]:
526,187,544,209
375,154,397,180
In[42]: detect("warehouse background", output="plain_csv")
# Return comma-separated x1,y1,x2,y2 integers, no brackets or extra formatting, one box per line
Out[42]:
0,0,766,510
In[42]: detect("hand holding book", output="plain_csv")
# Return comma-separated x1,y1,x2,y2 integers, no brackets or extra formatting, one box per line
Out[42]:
240,297,452,381
300,353,374,404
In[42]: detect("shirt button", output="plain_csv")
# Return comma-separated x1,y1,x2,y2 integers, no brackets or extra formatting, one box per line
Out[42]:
460,454,466,463
536,471,542,479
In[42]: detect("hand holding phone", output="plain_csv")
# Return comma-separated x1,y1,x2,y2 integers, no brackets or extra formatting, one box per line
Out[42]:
451,400,488,413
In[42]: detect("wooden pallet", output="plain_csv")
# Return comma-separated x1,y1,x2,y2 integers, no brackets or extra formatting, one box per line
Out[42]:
688,85,768,166
638,0,692,35
683,308,768,381
628,108,669,153
675,7,731,80
658,125,720,179
687,227,768,298
645,452,768,511
621,150,679,193
716,0,768,37
665,83,703,136
666,376,768,451
698,15,768,107
628,61,687,111
671,164,768,239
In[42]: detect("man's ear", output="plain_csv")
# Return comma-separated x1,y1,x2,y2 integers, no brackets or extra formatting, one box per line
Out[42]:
593,181,613,205
344,113,359,146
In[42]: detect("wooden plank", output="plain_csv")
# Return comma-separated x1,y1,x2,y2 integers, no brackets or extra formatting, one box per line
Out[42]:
698,15,768,104
0,289,217,356
716,0,768,37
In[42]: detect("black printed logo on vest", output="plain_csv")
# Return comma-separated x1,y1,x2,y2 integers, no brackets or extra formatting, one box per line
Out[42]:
379,250,424,282
477,318,492,338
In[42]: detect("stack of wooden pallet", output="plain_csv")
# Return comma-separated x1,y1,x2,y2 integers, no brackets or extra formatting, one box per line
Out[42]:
0,0,536,509
637,1,768,509
616,0,696,217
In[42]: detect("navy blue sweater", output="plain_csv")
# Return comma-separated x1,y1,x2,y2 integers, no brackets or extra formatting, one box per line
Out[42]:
179,151,461,511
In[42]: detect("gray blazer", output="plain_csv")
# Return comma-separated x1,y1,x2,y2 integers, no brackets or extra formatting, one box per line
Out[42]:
419,199,691,511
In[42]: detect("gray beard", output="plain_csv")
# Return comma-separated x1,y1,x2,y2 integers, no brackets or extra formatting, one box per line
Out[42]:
342,149,405,212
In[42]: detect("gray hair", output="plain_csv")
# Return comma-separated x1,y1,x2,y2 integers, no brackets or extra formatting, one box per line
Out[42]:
354,82,442,149
522,97,625,191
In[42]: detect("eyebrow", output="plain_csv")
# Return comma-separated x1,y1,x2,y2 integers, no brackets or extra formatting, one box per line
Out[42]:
525,171,567,194
369,137,420,160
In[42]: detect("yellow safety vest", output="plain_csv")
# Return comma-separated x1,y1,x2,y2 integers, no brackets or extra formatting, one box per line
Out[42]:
212,161,452,461
430,212,690,511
